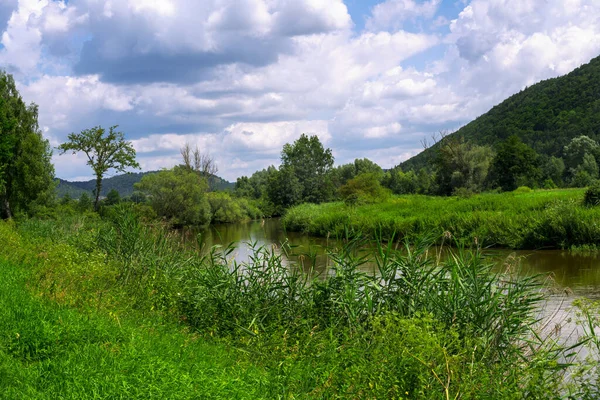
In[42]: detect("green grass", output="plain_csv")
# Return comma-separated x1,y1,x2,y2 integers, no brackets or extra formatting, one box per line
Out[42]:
0,209,598,398
282,188,600,249
0,259,268,399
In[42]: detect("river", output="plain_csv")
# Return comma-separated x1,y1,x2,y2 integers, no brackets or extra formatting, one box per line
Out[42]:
194,219,599,293
191,218,600,351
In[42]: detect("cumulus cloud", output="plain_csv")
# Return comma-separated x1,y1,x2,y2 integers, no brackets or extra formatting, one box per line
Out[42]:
366,0,441,31
4,0,600,181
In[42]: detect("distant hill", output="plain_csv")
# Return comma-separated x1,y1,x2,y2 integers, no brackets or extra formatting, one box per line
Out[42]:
401,54,600,170
57,171,234,198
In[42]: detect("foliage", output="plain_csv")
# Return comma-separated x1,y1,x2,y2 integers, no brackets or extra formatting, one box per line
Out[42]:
338,172,390,204
283,188,600,249
564,135,599,172
207,192,262,223
77,192,92,213
542,156,565,187
135,166,211,227
0,71,55,219
583,183,600,207
105,188,121,205
273,134,335,207
488,135,541,191
234,167,277,216
58,125,140,210
434,136,494,195
332,158,383,187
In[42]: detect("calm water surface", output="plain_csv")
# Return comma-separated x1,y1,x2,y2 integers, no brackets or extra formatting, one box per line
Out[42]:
194,218,600,294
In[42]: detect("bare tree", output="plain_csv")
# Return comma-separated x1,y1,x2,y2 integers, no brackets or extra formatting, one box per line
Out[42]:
180,142,218,178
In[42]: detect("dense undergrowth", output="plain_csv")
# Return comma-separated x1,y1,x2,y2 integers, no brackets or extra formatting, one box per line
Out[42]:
1,207,599,398
283,188,600,249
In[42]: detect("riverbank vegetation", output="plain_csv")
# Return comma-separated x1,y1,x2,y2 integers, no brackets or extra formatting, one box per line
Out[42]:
283,187,600,249
1,209,599,398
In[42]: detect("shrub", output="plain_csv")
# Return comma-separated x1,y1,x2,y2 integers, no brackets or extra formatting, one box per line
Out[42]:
583,183,600,207
513,186,532,193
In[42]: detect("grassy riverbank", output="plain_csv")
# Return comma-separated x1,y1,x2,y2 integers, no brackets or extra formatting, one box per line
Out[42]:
1,209,598,398
282,188,600,249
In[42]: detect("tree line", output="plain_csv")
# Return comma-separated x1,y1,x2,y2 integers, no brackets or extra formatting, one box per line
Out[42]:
3,66,600,227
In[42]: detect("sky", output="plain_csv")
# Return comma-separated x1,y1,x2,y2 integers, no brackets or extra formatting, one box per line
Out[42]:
1,0,600,181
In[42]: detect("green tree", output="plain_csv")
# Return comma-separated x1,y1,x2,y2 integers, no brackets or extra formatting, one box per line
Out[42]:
580,152,599,179
279,134,334,205
339,173,390,204
105,188,121,205
384,169,418,194
130,191,146,204
488,135,541,191
267,165,302,214
564,135,599,172
542,156,565,187
0,71,55,218
333,158,383,187
58,126,140,211
434,136,494,195
135,166,211,227
77,192,92,212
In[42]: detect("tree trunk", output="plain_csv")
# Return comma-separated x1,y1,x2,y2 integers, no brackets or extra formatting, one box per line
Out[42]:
94,175,102,211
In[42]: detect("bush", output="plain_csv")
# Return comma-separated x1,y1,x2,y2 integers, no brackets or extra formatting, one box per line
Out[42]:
584,183,600,207
513,186,532,193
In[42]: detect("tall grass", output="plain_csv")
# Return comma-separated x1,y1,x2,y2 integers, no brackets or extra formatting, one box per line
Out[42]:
282,188,600,249
0,206,595,398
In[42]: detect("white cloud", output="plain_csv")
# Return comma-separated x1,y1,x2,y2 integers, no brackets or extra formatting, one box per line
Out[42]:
366,0,441,31
5,0,600,181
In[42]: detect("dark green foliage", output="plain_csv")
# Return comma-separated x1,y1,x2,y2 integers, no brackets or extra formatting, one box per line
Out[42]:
488,135,541,191
129,191,146,204
105,188,120,205
384,168,418,194
542,156,565,186
584,184,600,207
402,55,600,172
58,126,140,210
77,193,92,212
0,71,55,218
273,134,335,206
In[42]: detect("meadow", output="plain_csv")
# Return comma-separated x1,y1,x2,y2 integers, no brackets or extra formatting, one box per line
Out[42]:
282,188,600,249
0,207,599,398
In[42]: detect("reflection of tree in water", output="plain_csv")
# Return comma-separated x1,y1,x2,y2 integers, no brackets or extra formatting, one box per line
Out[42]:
183,219,600,294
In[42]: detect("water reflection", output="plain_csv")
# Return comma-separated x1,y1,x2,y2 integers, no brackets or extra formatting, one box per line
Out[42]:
191,218,600,294
186,218,600,358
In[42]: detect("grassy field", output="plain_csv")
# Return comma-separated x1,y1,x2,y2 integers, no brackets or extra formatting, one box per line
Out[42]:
0,209,599,398
282,188,600,249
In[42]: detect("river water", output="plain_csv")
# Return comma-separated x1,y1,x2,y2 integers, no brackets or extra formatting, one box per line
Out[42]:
194,218,600,294
191,218,600,351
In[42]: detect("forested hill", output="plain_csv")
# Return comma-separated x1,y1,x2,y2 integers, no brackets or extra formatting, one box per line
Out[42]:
57,172,234,198
401,54,600,170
